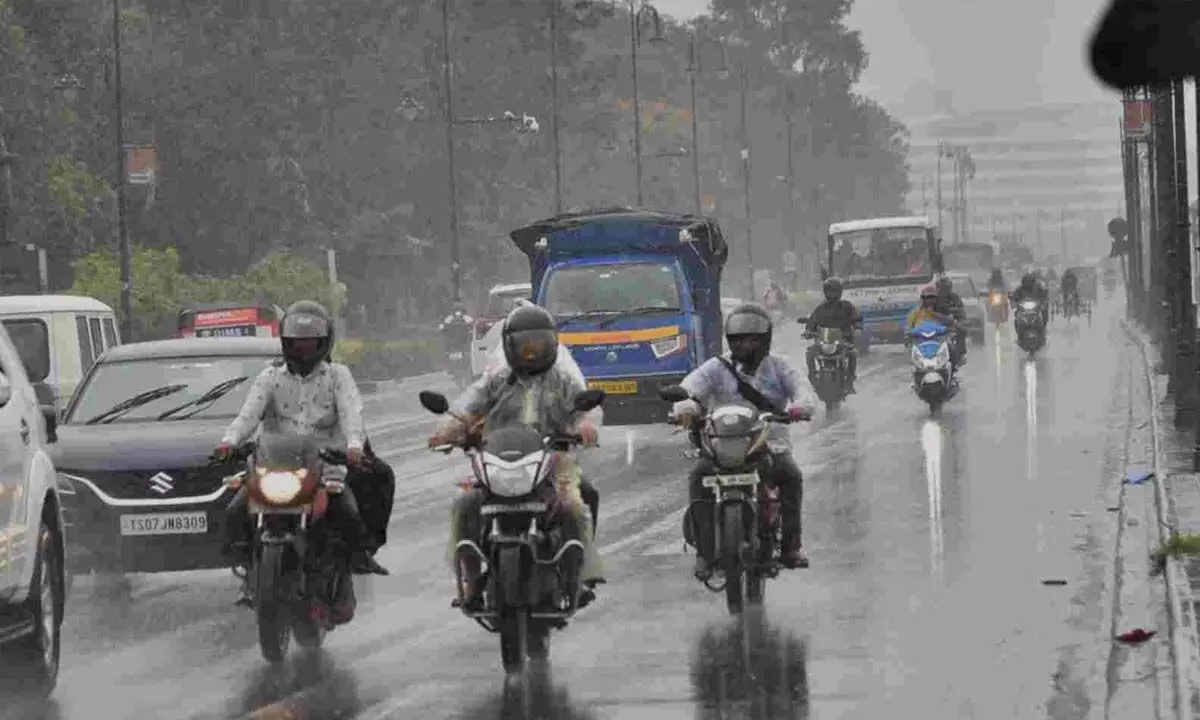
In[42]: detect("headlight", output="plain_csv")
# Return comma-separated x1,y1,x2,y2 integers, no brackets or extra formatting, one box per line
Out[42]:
989,293,1001,305
819,342,839,355
650,334,686,359
485,463,541,497
259,471,303,504
1021,300,1038,310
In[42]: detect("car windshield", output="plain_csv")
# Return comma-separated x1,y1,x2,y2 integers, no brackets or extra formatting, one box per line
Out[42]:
484,291,529,319
66,355,277,424
829,227,931,282
543,262,682,317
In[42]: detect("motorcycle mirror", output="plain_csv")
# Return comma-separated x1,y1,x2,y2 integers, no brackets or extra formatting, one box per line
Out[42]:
659,385,690,403
573,388,606,412
418,390,450,414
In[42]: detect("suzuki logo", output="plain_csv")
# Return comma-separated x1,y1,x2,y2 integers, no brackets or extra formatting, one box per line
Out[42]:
149,472,175,495
606,351,618,363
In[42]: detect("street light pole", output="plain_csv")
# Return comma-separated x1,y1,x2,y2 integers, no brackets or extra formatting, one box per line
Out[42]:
688,33,701,215
549,0,563,213
441,0,462,302
112,0,133,340
785,79,797,281
629,0,644,206
738,52,752,299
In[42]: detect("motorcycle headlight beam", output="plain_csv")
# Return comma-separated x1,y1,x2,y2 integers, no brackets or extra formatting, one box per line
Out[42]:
259,471,304,504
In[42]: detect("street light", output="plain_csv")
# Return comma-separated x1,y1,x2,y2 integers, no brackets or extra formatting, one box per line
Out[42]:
685,30,729,216
112,0,133,340
628,0,666,207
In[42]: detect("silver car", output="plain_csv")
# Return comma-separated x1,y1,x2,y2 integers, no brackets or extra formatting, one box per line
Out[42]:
946,272,987,346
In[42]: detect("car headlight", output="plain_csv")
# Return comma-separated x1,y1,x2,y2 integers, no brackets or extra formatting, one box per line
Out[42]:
650,334,686,359
259,471,304,504
484,463,541,497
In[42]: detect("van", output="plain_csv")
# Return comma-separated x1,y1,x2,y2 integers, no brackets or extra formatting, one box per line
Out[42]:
0,295,121,411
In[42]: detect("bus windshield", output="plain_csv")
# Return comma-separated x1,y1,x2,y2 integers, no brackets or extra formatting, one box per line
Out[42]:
829,226,932,283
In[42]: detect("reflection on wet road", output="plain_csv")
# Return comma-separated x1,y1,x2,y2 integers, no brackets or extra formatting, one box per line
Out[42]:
21,309,1140,719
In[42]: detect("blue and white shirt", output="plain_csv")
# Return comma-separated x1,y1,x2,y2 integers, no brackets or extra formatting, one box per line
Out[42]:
673,353,815,453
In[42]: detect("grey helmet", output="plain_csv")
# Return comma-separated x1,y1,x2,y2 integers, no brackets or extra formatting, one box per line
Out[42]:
280,300,334,375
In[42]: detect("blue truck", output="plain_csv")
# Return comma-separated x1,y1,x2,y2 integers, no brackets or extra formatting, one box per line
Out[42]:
509,208,729,424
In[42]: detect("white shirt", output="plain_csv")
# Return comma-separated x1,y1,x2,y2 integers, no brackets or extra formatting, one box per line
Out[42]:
221,361,365,450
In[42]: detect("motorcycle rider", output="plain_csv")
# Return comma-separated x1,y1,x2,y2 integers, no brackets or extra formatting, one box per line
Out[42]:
987,268,1006,293
427,304,604,610
803,277,862,394
1011,271,1050,325
763,280,788,316
439,300,474,356
671,303,816,578
935,276,968,367
214,300,387,622
906,283,960,341
1061,268,1080,315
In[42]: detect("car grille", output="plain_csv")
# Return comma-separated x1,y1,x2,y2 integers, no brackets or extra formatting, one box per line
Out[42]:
65,466,222,500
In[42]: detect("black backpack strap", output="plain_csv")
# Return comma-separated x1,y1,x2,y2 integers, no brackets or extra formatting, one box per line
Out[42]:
715,356,781,413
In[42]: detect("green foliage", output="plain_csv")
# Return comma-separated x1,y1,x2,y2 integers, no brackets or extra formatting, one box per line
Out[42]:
47,155,109,222
333,337,443,380
1151,533,1200,577
68,247,340,340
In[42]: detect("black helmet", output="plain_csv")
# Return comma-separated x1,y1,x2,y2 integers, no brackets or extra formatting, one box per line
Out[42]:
724,302,773,369
501,304,559,378
936,275,953,294
1020,272,1037,290
280,300,334,376
822,277,843,301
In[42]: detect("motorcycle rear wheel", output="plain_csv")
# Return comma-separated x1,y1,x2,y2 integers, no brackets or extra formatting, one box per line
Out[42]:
256,544,292,663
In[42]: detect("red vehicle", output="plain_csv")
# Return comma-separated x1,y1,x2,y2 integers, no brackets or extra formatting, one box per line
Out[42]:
178,304,283,339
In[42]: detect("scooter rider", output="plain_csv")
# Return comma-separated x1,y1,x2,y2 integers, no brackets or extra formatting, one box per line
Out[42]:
214,300,386,622
935,276,968,367
803,277,862,394
671,302,816,578
1011,272,1050,325
427,304,604,610
987,268,1006,293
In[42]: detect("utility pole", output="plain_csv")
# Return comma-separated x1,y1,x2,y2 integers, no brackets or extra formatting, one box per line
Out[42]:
549,0,563,213
112,0,133,340
1171,77,1196,426
738,16,753,299
441,0,462,302
935,142,943,234
785,79,797,284
629,0,644,206
688,32,701,215
1153,84,1175,367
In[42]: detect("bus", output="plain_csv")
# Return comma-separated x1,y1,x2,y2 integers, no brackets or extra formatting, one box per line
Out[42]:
825,216,943,350
178,303,283,339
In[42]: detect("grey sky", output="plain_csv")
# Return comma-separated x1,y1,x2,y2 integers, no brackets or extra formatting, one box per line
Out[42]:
655,0,1121,120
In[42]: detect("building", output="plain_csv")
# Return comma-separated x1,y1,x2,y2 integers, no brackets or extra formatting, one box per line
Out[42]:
904,100,1124,264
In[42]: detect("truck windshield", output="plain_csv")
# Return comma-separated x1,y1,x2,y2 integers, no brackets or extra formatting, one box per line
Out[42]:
829,226,931,283
543,262,682,317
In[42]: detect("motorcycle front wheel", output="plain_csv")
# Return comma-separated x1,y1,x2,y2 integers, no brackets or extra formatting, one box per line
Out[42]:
255,544,292,663
721,503,745,615
496,546,528,673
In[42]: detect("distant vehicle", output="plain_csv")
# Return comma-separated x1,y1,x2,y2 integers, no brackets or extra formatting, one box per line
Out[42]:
178,303,283,339
470,283,532,378
0,295,121,413
824,216,943,353
0,321,67,697
941,242,995,297
52,338,281,576
944,272,987,345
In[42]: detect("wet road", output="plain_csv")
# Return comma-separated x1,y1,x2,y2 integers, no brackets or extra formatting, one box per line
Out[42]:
19,306,1141,719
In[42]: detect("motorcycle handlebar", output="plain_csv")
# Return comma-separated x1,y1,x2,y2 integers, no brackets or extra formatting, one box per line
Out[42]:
429,433,588,455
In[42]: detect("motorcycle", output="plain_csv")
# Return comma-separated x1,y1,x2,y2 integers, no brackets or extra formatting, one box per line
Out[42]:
802,325,850,410
446,347,472,387
219,432,352,663
418,388,606,674
908,321,958,413
986,289,1009,323
1013,298,1047,355
659,385,808,615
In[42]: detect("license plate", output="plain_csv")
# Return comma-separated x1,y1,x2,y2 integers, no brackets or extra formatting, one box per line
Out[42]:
119,511,208,536
248,503,311,515
481,502,547,515
702,472,760,488
587,380,638,394
448,351,464,360
874,321,900,333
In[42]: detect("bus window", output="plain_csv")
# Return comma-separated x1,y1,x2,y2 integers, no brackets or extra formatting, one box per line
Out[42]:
76,315,95,373
102,317,118,348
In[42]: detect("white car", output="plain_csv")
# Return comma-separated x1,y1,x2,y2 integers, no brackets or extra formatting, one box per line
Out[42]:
946,272,987,345
470,282,533,377
0,322,67,698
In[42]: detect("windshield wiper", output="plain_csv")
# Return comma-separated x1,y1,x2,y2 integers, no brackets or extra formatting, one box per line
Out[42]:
556,310,619,328
155,376,250,421
597,306,682,328
84,384,189,425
